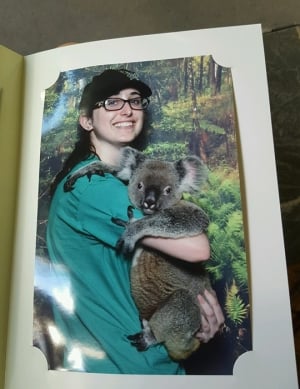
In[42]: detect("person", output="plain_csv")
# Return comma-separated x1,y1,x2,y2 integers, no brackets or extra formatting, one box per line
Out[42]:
46,68,224,374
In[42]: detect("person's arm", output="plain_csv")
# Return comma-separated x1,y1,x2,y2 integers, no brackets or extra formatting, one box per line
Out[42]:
141,233,210,263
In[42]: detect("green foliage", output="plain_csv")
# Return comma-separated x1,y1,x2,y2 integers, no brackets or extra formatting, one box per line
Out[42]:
144,142,188,161
225,281,249,326
186,167,249,294
183,165,251,360
201,169,248,288
200,119,225,134
43,88,60,115
156,99,193,129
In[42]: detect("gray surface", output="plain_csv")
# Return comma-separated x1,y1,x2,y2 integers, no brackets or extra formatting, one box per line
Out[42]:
1,0,300,263
0,0,299,55
264,26,300,264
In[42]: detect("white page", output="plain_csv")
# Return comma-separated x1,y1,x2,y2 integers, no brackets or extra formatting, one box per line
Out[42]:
5,24,298,389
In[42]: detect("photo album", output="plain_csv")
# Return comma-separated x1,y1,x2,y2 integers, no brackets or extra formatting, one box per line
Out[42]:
1,24,298,389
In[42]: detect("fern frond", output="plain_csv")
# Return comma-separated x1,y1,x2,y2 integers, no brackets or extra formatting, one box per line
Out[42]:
225,281,249,325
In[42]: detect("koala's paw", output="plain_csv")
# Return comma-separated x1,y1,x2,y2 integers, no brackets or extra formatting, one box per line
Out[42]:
111,217,127,227
127,324,157,351
64,175,77,192
63,164,106,192
127,332,149,351
127,331,158,351
112,206,135,228
115,233,136,256
64,173,89,192
127,205,134,220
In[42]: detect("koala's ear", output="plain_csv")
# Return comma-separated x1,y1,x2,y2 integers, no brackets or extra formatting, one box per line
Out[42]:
117,147,146,180
175,156,208,193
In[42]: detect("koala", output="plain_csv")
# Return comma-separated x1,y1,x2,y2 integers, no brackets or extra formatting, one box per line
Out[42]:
64,146,213,361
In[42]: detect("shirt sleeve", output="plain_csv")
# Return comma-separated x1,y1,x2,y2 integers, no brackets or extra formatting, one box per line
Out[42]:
77,173,143,248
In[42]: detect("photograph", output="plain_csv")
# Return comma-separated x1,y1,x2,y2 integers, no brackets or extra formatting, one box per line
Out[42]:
34,57,252,375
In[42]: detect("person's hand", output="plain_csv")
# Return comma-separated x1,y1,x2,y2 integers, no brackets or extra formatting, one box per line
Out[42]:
195,289,225,343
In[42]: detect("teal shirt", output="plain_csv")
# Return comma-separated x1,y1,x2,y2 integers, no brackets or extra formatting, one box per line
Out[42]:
46,155,185,374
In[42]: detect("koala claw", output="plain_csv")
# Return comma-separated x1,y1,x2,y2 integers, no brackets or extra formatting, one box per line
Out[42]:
111,217,127,227
115,237,135,256
127,205,134,220
63,165,106,192
64,176,75,192
127,332,149,351
115,237,124,253
111,206,135,228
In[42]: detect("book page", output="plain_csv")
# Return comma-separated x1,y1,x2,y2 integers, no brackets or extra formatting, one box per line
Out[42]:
5,25,298,388
0,46,24,389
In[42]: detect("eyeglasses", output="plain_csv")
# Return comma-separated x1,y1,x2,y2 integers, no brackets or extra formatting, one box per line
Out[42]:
94,97,150,111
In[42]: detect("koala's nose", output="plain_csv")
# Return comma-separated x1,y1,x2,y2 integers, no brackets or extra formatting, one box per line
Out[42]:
143,191,158,213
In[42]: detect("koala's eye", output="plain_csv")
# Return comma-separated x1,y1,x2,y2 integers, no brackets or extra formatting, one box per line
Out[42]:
164,186,172,195
137,182,144,191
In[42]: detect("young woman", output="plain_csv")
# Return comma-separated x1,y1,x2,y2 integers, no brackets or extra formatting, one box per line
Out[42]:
46,68,224,374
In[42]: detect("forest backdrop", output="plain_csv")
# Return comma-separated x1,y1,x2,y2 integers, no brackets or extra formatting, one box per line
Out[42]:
36,56,252,374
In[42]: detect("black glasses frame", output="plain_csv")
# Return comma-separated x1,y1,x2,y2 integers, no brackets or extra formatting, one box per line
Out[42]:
94,97,150,111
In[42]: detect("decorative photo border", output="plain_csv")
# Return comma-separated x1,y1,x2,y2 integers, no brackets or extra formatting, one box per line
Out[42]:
35,55,251,375
5,24,298,388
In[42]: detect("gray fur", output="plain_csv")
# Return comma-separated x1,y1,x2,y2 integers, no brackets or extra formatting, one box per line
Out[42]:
64,146,213,361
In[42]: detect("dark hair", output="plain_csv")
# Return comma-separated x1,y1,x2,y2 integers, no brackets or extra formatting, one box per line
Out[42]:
50,68,152,196
50,124,95,196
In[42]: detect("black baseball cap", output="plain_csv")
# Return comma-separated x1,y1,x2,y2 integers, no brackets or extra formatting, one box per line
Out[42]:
79,68,152,112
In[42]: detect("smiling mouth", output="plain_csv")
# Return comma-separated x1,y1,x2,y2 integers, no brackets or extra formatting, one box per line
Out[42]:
114,121,134,128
